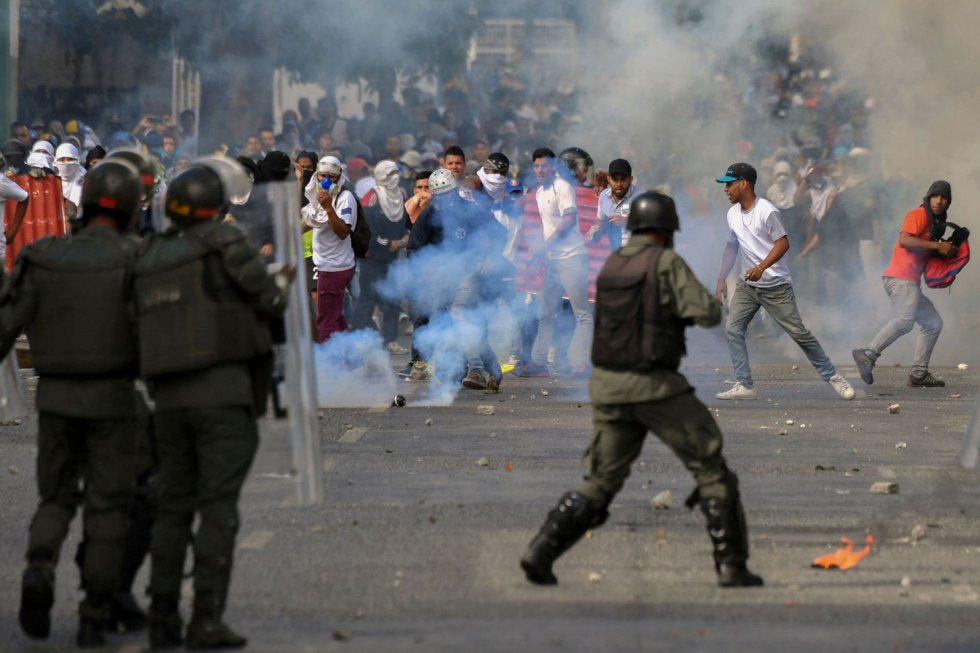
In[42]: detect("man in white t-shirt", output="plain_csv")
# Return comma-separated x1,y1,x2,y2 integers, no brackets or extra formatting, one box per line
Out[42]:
0,172,30,262
302,155,357,342
713,162,854,401
521,147,593,377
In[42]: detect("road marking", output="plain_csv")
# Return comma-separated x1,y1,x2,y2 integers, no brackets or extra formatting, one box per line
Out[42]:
238,530,274,550
339,427,368,443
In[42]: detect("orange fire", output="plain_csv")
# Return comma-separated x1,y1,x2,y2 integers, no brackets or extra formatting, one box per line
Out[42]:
811,535,874,570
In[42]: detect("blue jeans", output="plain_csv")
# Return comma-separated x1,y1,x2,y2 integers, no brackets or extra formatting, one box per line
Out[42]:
867,277,942,373
531,254,594,370
725,281,836,387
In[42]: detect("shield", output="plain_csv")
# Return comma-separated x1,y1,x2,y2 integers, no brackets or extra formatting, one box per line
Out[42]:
958,395,980,470
267,181,324,505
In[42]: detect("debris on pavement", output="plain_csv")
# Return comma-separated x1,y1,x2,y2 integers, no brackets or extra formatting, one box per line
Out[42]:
655,528,666,544
895,442,908,449
353,609,365,620
887,404,901,414
785,419,795,425
332,628,353,641
541,390,550,396
870,482,899,494
958,363,969,370
588,572,603,583
950,392,961,399
476,457,490,467
778,429,789,435
504,463,514,472
424,418,433,426
910,524,926,543
8,466,17,475
391,394,406,407
812,534,874,570
477,405,495,415
650,490,673,510
791,365,799,370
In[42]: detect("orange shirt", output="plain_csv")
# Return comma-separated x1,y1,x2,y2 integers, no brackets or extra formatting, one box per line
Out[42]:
882,206,931,282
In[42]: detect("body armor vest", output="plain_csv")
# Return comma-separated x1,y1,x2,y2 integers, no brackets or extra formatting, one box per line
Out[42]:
23,233,138,376
591,244,685,372
134,227,271,378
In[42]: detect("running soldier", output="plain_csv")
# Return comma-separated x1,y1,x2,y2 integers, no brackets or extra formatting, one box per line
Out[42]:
520,191,764,588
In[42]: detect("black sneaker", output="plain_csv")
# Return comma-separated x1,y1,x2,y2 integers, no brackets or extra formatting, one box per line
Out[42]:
908,372,945,387
19,565,54,639
517,362,550,378
852,348,875,385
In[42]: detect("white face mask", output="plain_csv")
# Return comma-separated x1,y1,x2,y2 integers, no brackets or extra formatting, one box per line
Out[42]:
57,161,79,181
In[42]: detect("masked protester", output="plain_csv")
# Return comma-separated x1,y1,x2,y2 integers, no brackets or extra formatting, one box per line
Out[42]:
853,180,956,388
55,143,86,219
302,155,357,342
0,160,145,647
351,160,410,353
521,192,765,588
134,158,293,649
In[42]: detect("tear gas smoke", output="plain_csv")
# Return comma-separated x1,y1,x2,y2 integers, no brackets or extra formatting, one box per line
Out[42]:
314,330,396,408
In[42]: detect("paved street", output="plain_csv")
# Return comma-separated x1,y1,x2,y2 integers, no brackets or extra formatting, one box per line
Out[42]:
2,337,980,652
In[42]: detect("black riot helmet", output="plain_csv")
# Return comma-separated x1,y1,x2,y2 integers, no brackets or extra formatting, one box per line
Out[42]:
165,165,226,227
558,146,593,175
627,191,680,234
80,159,143,231
484,152,510,176
106,147,157,202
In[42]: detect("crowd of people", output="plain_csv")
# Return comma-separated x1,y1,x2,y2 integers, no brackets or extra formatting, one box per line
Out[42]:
0,27,970,649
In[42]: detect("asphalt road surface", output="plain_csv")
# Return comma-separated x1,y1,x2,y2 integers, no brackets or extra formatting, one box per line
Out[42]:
1,345,979,652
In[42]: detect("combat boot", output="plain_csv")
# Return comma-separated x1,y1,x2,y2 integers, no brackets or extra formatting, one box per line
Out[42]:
698,475,764,588
520,492,609,585
19,563,55,639
185,614,247,650
77,595,111,648
110,591,148,632
148,595,183,650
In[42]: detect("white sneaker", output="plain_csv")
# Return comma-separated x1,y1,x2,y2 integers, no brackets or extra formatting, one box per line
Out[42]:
715,382,758,401
385,342,409,355
828,374,855,400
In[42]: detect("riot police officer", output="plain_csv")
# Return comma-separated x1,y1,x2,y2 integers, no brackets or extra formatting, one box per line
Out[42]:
134,158,292,649
0,159,145,646
520,191,764,589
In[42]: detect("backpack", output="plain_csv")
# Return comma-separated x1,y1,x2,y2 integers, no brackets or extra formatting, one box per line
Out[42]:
342,182,371,259
924,221,970,289
591,245,669,371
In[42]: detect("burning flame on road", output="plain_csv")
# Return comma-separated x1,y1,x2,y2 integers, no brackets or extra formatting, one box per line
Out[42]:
812,535,874,570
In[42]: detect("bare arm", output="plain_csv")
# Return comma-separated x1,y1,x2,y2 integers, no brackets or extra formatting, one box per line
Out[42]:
899,232,955,256
745,235,790,282
795,232,820,263
5,196,29,242
715,239,739,301
316,192,351,239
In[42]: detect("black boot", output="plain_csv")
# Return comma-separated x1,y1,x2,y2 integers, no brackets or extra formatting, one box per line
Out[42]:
77,595,111,648
148,595,183,650
520,492,608,585
698,474,764,588
110,591,148,632
185,612,247,650
19,563,55,639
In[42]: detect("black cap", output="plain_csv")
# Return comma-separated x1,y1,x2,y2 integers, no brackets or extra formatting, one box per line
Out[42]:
608,159,632,177
716,162,757,185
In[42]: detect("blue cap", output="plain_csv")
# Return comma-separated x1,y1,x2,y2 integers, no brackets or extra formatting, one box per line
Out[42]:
716,162,757,185
505,177,523,194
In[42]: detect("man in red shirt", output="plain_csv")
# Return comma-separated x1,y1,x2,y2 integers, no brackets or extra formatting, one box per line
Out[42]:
853,181,956,387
